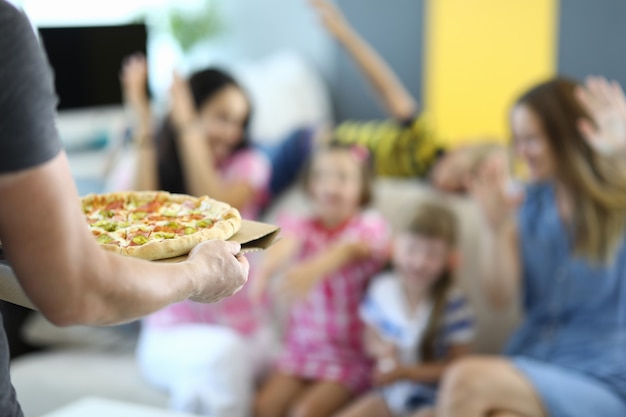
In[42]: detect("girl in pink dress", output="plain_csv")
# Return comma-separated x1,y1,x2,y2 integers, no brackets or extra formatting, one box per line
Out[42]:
252,143,391,417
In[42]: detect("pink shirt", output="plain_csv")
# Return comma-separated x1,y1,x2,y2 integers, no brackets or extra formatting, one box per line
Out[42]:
218,148,271,220
275,210,391,393
143,148,271,335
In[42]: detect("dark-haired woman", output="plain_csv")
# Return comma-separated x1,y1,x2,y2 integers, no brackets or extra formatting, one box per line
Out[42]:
121,55,272,417
122,54,270,219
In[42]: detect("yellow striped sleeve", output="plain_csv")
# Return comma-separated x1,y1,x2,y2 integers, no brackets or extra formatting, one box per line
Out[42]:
334,116,442,177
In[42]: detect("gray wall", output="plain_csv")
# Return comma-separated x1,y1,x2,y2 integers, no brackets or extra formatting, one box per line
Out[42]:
171,0,425,123
331,0,425,122
558,0,626,85
208,0,426,123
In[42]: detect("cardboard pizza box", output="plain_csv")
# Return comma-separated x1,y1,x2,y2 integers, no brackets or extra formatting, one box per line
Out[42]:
0,220,280,309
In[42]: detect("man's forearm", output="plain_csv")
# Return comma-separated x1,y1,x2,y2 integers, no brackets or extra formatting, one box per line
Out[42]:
1,153,247,327
84,252,198,325
19,243,197,326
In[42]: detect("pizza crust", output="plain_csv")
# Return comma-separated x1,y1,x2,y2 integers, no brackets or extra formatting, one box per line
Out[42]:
82,191,242,261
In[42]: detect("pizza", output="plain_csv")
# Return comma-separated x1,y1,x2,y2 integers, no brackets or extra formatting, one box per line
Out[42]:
82,191,241,260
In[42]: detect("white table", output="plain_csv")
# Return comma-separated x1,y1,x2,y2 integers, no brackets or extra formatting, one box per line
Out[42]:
42,397,200,417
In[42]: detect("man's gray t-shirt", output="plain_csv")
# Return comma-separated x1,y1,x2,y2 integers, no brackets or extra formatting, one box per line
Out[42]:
0,1,63,415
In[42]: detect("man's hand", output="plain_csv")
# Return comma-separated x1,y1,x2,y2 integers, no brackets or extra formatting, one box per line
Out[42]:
186,240,249,303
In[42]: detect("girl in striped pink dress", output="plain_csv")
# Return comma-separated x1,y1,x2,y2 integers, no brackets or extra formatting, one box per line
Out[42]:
252,143,391,417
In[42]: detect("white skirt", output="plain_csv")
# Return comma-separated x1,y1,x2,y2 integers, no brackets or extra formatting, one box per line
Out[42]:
136,323,277,417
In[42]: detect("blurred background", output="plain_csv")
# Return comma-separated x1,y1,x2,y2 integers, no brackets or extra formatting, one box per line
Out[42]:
13,0,626,146
4,1,626,415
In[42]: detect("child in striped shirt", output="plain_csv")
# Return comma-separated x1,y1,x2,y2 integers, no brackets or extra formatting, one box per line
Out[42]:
337,202,475,417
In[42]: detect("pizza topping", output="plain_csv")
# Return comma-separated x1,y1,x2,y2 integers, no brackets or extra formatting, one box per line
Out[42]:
105,200,124,211
137,200,162,213
162,208,180,217
131,235,149,245
97,234,114,244
93,221,119,232
184,227,196,235
100,210,115,218
130,212,147,220
153,232,176,239
182,200,196,209
197,219,214,228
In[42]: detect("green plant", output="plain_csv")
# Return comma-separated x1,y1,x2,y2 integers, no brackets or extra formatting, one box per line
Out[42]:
168,1,223,53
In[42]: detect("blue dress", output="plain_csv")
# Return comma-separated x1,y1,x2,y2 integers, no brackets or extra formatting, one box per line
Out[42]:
507,183,626,417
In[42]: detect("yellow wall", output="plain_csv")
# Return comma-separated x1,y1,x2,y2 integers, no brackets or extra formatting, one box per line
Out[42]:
424,0,559,146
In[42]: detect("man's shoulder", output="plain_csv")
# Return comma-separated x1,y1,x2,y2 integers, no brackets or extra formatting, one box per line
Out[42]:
0,1,30,31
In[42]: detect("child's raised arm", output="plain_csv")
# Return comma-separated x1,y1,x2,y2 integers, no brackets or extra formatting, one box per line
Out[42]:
467,154,523,309
310,0,417,121
120,53,159,192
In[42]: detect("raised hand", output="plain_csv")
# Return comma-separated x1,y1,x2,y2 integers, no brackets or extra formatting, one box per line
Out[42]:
186,240,250,303
576,76,626,157
120,53,149,109
309,0,351,39
169,72,199,131
467,154,523,232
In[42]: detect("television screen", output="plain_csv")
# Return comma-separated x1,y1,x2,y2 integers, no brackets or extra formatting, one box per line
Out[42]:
38,23,147,110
